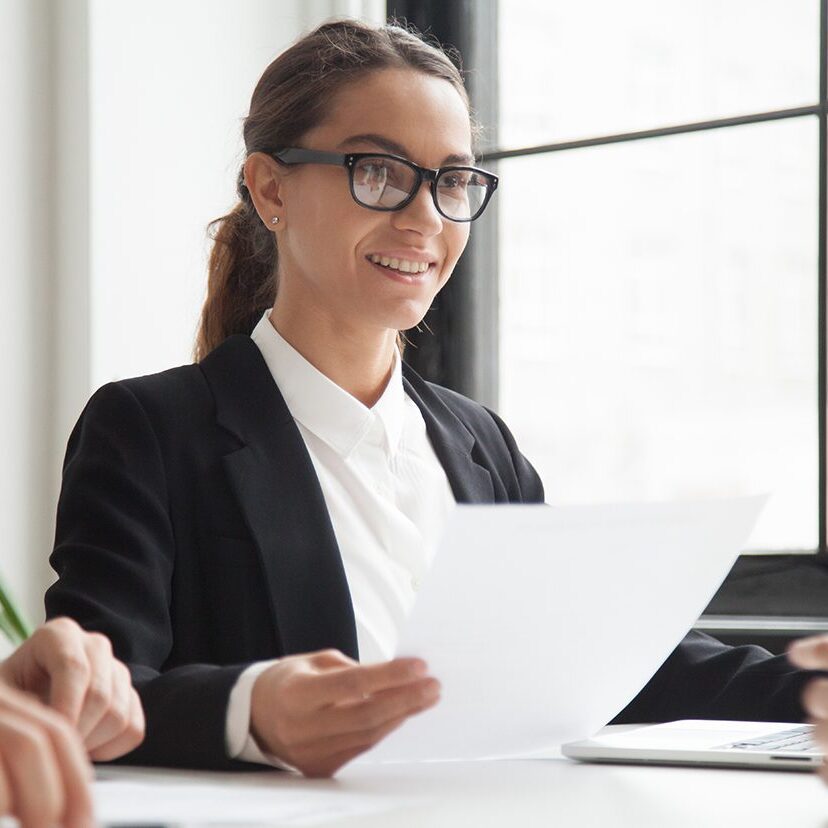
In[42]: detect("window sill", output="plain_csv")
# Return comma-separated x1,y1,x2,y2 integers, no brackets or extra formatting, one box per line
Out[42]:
694,614,828,654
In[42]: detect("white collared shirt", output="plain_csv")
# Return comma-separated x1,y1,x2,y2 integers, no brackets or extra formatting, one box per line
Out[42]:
225,310,456,764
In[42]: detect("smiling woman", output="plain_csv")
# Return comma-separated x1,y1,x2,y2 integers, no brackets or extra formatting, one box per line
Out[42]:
44,17,815,778
45,18,521,776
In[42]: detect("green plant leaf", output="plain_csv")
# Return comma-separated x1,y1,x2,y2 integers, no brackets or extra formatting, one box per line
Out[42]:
0,576,31,645
0,607,25,647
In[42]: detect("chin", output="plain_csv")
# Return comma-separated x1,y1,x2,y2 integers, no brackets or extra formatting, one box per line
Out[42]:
387,302,432,333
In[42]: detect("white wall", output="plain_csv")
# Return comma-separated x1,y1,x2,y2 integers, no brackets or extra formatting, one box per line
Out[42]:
90,0,306,388
0,0,56,626
0,0,383,625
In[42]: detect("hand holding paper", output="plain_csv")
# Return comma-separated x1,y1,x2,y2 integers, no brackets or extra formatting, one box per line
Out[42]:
362,495,766,762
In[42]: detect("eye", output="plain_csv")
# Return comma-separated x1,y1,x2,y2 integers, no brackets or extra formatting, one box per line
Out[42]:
358,160,408,189
439,171,472,189
360,162,387,179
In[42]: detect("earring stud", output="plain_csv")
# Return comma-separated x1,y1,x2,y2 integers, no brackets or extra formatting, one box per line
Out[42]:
270,216,280,225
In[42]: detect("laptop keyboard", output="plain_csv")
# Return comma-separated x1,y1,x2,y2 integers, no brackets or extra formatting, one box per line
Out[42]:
719,726,820,754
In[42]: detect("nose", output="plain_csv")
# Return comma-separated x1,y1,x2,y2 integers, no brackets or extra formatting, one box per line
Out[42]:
391,179,444,236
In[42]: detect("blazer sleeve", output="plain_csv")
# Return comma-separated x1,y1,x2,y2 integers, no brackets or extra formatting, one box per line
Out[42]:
45,381,250,770
613,630,812,725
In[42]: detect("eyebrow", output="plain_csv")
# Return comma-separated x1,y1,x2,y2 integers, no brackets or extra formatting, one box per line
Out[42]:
337,133,476,167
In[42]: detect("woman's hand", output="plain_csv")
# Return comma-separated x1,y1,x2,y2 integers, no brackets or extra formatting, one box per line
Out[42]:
250,649,440,777
0,677,93,828
787,635,828,783
0,617,144,761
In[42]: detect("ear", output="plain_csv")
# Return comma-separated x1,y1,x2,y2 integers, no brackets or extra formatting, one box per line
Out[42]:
244,152,286,228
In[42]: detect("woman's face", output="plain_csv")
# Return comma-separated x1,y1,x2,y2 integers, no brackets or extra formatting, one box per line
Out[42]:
270,68,474,335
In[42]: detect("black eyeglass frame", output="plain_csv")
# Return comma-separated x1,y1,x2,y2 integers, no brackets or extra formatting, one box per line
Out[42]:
267,147,499,223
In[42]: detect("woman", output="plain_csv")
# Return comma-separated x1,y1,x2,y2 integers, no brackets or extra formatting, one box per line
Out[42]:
0,617,144,826
45,18,812,777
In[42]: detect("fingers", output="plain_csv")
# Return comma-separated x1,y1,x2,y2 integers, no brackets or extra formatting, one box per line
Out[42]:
789,636,828,781
787,635,828,670
802,678,828,720
302,676,440,743
0,685,93,828
810,720,828,787
302,685,440,760
73,633,115,739
298,654,428,707
790,638,828,787
26,618,91,723
84,660,130,751
0,757,9,821
40,711,95,828
0,714,64,828
89,685,145,762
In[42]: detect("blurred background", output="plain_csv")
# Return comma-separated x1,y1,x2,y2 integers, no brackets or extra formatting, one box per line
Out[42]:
0,0,825,645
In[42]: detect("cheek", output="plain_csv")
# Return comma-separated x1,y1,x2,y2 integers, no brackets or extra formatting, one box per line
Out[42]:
291,190,365,274
441,226,471,277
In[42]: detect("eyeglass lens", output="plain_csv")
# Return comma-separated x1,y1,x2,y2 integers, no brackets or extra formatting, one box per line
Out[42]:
351,157,489,220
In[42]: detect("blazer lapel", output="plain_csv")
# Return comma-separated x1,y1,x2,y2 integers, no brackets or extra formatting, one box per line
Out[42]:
402,363,495,504
200,336,358,660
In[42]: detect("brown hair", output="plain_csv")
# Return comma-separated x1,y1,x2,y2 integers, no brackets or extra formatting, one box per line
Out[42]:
193,17,482,362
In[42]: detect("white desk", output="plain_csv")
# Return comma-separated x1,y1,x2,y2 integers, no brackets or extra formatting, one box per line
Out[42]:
95,739,828,827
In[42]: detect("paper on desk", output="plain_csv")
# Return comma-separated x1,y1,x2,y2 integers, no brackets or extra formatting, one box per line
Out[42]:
361,495,766,763
93,766,417,825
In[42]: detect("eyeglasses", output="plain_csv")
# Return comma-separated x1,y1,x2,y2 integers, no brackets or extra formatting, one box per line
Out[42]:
267,147,498,223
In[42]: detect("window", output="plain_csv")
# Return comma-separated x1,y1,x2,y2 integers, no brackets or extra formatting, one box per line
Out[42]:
497,1,822,557
390,1,828,629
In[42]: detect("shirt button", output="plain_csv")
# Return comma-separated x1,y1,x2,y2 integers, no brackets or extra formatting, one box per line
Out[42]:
411,576,421,591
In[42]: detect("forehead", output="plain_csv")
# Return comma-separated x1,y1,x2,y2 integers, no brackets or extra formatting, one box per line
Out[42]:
308,68,474,167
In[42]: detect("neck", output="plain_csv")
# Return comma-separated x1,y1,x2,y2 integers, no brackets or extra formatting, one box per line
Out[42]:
268,302,398,408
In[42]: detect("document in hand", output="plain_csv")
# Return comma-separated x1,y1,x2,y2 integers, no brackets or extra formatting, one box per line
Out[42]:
361,495,766,763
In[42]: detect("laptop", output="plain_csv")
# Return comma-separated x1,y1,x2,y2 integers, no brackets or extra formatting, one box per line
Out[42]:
562,720,823,771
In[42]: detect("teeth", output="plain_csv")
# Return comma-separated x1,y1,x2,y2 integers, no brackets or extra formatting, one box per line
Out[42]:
369,254,430,274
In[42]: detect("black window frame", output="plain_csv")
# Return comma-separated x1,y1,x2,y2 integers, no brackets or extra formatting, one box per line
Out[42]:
388,0,828,646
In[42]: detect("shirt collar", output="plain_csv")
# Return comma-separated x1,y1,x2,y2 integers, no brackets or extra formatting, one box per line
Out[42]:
250,309,406,458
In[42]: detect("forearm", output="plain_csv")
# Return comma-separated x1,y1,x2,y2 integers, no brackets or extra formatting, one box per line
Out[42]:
613,630,812,725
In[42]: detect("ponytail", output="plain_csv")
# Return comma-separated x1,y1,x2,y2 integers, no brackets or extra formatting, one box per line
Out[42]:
193,168,276,362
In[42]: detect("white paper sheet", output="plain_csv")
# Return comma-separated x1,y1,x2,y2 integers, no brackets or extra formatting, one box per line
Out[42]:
93,766,416,825
362,495,766,762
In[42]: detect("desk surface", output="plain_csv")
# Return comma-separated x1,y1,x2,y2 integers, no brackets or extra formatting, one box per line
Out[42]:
96,747,828,827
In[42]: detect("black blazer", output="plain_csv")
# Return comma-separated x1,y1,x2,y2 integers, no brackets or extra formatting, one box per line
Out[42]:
45,335,810,769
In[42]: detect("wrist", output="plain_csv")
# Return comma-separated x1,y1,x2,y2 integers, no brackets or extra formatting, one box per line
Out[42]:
249,664,290,758
249,671,270,752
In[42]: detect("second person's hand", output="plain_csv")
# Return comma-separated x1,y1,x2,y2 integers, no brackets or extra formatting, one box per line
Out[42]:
0,617,145,761
250,649,440,777
0,681,93,828
788,635,828,784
